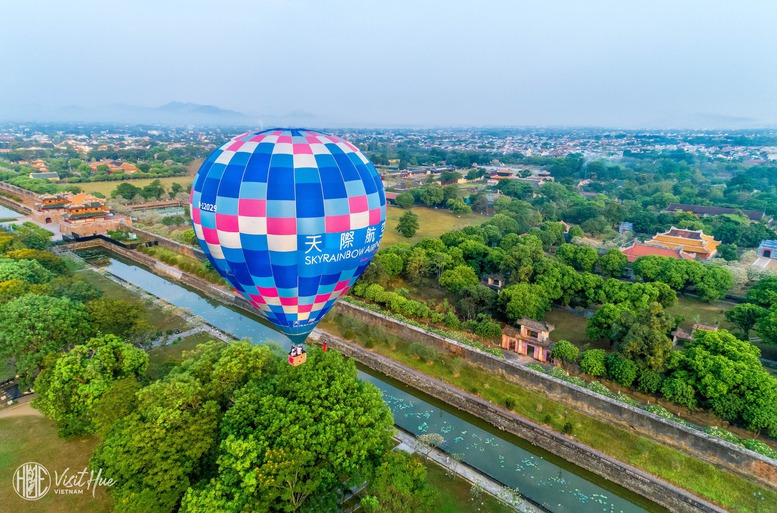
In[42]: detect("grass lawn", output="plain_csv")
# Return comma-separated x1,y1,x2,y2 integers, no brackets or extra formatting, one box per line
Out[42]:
423,456,516,513
78,177,193,198
146,332,221,380
666,297,735,330
0,415,112,513
381,206,486,248
321,313,777,513
544,309,608,350
79,270,188,333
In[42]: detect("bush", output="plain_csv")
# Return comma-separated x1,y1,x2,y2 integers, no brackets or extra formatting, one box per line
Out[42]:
563,422,574,434
614,392,640,407
547,366,568,379
504,397,516,410
661,378,697,409
636,368,663,394
474,317,502,339
580,349,607,377
551,339,579,364
644,404,675,420
409,342,437,363
526,363,545,373
605,353,638,388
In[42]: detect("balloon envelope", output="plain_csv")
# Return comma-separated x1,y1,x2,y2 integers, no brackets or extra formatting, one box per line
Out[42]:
190,128,386,342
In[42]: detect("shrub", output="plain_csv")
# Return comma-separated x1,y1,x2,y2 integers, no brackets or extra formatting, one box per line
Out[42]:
644,404,675,420
563,422,574,434
661,378,697,409
636,368,664,394
474,318,502,339
614,392,640,407
580,349,607,377
551,339,579,364
605,353,638,388
548,366,568,380
526,363,545,373
504,397,516,410
409,342,437,363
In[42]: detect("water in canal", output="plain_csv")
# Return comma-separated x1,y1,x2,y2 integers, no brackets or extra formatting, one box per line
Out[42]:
85,252,665,513
0,204,23,219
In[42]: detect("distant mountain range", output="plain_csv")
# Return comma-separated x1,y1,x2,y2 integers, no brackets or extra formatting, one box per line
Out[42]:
0,102,260,126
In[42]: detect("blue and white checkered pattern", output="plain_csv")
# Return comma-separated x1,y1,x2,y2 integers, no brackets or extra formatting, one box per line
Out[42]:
190,128,386,342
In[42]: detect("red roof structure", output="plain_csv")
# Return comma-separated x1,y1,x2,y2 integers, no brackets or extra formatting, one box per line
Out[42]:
620,242,695,263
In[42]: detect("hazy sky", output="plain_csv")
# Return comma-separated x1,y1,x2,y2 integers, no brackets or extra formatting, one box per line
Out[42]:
1,0,776,128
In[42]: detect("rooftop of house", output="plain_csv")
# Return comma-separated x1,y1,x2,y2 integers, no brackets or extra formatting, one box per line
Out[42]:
503,318,555,337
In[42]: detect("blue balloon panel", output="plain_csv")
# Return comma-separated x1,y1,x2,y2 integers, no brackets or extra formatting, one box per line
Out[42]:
190,129,386,341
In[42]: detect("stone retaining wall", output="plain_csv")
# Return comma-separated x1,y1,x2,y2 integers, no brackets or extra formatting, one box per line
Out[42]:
335,301,777,491
325,332,726,513
127,226,206,261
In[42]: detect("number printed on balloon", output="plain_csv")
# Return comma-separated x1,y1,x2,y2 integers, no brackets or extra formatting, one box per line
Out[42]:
189,128,387,344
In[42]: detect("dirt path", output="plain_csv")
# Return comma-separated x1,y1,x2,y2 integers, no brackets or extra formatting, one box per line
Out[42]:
0,399,41,419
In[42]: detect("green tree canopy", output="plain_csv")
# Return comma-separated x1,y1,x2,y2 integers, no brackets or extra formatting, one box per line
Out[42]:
551,340,579,364
34,334,148,436
396,211,419,238
439,265,479,295
0,294,93,385
181,349,394,513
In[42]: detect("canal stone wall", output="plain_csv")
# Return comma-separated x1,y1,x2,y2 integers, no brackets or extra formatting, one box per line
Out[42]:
324,332,726,513
335,301,777,492
126,225,207,261
67,240,770,510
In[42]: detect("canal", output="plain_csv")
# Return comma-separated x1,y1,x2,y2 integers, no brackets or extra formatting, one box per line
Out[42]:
83,252,665,513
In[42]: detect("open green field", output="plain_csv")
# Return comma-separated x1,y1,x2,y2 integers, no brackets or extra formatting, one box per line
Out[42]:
147,332,220,380
79,270,188,333
666,297,735,330
381,206,487,247
0,415,112,513
79,177,194,198
544,309,613,351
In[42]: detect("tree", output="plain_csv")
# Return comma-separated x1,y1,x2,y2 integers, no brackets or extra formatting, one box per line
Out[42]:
360,451,437,513
415,433,446,461
447,198,472,215
499,283,551,322
439,265,479,295
756,305,777,345
396,211,419,238
717,243,738,261
395,192,415,209
4,248,68,274
613,303,676,370
598,249,628,278
420,185,444,207
94,342,274,513
181,349,394,513
551,340,579,364
34,335,148,436
579,349,607,377
0,258,53,284
725,303,768,339
456,285,496,320
87,297,146,339
141,179,166,200
747,276,777,308
0,294,93,385
586,304,627,342
114,182,142,200
376,253,404,281
556,244,596,272
695,265,734,302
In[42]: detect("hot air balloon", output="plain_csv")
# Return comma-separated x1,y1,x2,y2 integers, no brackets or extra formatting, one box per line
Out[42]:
190,128,386,364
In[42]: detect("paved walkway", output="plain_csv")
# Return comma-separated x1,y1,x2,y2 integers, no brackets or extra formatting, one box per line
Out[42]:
394,429,542,513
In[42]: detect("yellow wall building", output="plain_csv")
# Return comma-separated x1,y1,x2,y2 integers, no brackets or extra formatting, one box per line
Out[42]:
647,227,720,259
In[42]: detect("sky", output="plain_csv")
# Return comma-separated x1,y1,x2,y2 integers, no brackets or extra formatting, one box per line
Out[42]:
1,0,776,128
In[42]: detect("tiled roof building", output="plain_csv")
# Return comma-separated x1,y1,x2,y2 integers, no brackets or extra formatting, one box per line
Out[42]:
646,227,720,259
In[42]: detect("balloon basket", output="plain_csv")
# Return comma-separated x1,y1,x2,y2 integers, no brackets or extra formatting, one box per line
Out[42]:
288,352,307,366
